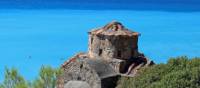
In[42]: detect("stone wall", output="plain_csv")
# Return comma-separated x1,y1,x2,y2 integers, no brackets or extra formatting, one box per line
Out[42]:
64,81,91,88
57,58,101,88
88,34,139,60
107,59,127,74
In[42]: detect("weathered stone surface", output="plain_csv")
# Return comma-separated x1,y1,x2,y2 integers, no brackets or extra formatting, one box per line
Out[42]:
88,22,139,60
57,54,121,88
59,57,101,88
64,81,91,88
85,58,119,79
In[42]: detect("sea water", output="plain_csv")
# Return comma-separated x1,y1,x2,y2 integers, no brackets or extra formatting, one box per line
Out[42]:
0,10,200,81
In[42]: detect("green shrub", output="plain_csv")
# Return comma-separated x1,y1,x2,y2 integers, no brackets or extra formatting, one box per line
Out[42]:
117,56,200,88
0,66,62,88
1,56,199,88
0,67,29,88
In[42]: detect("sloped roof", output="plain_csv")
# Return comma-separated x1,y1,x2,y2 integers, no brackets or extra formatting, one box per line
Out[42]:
89,21,139,36
61,53,119,79
85,59,119,79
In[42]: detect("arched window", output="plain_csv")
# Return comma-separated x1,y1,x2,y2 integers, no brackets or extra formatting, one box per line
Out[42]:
117,50,121,58
91,37,93,44
99,49,103,56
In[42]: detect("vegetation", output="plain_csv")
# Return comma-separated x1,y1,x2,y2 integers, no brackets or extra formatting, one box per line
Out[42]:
0,67,28,88
1,56,200,88
117,56,200,88
0,66,62,88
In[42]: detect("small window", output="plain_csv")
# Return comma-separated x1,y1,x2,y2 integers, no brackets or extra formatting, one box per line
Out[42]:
99,36,105,40
99,49,103,56
80,64,83,68
77,76,81,80
117,50,121,58
131,49,135,56
91,38,93,44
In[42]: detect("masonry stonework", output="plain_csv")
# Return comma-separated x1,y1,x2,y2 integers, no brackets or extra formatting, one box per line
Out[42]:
88,21,139,60
57,21,154,88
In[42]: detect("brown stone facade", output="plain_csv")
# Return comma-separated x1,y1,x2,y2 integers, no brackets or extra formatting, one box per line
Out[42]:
88,21,140,60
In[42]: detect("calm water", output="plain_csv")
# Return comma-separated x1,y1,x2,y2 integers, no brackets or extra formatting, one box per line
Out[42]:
0,10,200,81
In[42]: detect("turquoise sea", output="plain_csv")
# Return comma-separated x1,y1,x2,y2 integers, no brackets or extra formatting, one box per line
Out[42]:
0,10,200,81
